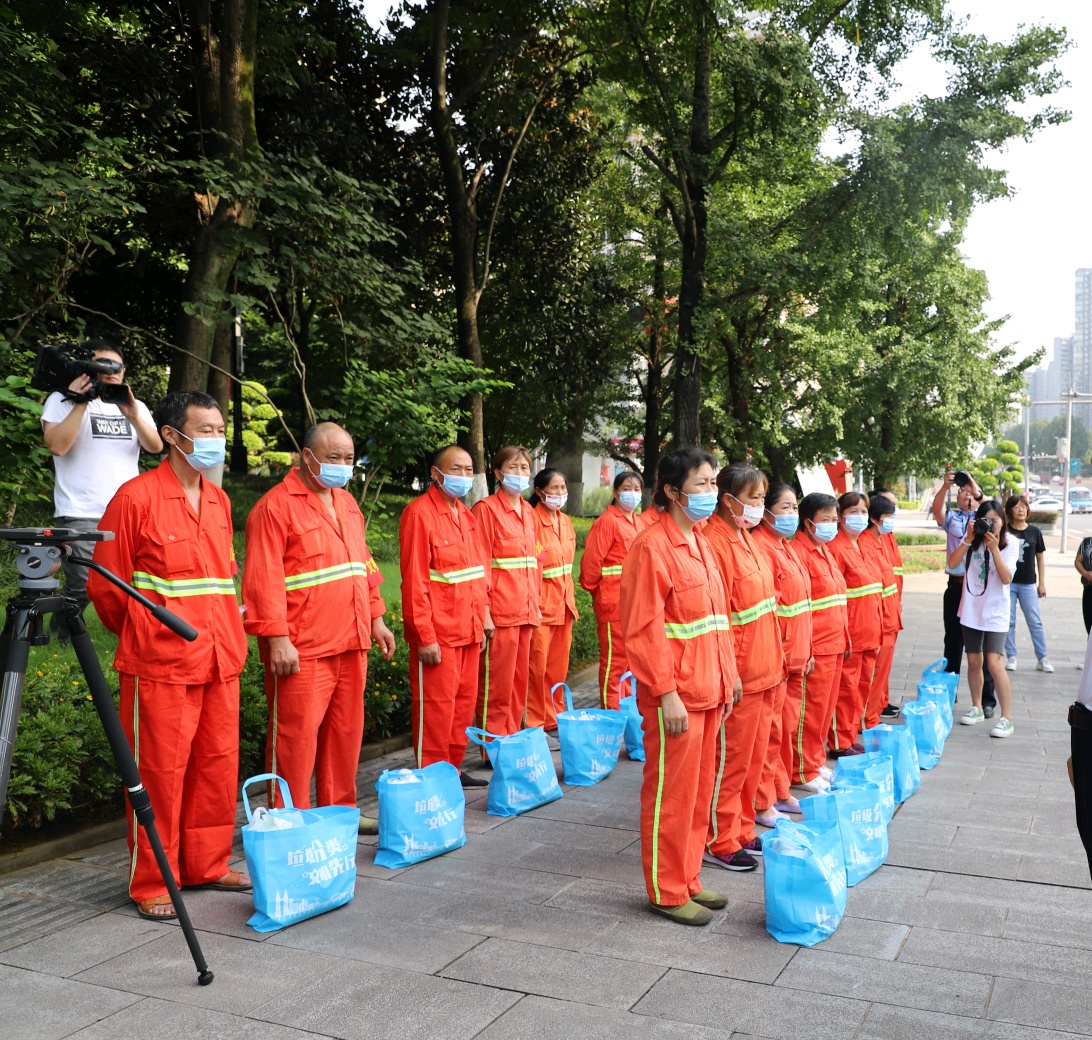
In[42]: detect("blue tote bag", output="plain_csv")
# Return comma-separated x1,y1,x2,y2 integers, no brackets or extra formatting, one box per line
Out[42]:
764,819,848,947
832,752,895,823
465,725,563,816
617,671,645,762
921,657,958,707
374,761,467,868
902,700,947,769
554,682,626,786
241,773,359,933
802,782,889,887
861,724,920,803
916,681,954,736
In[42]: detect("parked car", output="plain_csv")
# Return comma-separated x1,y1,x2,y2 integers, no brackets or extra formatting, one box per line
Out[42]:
1032,495,1067,513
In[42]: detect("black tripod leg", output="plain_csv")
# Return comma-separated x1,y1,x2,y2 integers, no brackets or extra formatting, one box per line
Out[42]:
0,609,32,832
66,617,214,986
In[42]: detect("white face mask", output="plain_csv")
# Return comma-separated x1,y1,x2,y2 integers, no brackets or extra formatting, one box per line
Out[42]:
731,495,764,529
544,493,567,511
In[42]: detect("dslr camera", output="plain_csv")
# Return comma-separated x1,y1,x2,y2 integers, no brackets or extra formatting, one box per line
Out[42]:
973,516,994,537
31,343,129,405
952,469,974,488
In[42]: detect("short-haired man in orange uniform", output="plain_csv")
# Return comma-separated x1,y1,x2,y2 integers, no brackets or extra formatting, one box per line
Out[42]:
400,445,490,788
859,493,902,731
89,390,249,922
242,422,396,827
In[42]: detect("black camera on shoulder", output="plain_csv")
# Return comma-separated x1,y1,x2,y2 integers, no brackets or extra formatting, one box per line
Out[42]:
973,516,993,537
31,343,128,404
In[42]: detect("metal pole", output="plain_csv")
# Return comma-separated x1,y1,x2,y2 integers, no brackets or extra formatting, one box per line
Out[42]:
1062,390,1074,554
1024,400,1030,477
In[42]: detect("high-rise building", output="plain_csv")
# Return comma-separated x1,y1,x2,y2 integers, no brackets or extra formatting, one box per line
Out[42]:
1077,269,1092,425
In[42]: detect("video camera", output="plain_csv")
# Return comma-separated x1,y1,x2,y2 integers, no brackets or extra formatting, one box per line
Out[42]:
30,343,129,405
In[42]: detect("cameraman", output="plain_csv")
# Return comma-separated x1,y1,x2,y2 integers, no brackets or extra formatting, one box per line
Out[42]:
932,469,997,716
40,340,162,638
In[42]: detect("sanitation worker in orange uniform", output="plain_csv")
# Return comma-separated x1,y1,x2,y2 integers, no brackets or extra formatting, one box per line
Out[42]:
526,468,578,731
874,487,906,719
89,390,249,921
243,422,396,823
704,464,786,872
620,449,739,926
399,445,489,787
858,493,902,730
473,445,541,739
580,470,648,710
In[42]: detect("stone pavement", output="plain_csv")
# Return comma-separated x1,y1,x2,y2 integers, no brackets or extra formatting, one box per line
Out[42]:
2,574,1091,1040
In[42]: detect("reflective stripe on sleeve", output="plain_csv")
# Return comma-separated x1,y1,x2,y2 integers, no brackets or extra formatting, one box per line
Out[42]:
663,614,730,639
600,565,623,576
881,583,899,598
131,571,236,597
428,565,486,585
730,596,777,626
542,563,573,580
892,566,905,576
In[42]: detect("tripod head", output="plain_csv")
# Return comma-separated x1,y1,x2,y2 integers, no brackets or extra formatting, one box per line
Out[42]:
0,527,113,592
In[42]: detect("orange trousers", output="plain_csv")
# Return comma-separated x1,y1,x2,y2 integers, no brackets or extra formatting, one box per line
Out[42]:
410,641,480,769
265,649,367,810
477,624,534,737
864,637,897,731
637,691,721,906
526,617,573,730
120,673,239,903
707,684,778,856
757,671,803,808
795,653,843,784
830,647,879,751
596,620,629,709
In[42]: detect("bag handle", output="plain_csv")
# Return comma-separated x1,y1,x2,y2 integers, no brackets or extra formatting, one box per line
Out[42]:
242,772,293,823
618,670,637,702
551,682,574,713
465,725,502,748
922,657,947,675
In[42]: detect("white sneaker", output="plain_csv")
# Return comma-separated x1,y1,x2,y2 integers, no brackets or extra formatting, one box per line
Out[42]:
754,808,789,828
1005,656,1017,671
960,707,985,726
1037,658,1054,674
774,796,803,814
990,717,1015,738
796,776,830,793
818,766,833,780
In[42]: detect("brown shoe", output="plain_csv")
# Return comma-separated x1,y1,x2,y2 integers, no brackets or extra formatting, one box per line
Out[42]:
135,894,177,921
186,868,252,892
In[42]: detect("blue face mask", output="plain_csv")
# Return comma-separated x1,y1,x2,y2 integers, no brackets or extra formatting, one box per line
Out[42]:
500,473,530,494
811,521,838,543
678,490,717,522
618,490,642,512
844,514,869,534
304,450,353,489
437,472,473,499
771,514,799,538
170,428,225,472
880,516,896,535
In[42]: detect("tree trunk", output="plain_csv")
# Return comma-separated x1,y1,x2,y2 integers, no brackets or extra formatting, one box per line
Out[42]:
547,431,585,517
643,232,667,491
207,311,233,414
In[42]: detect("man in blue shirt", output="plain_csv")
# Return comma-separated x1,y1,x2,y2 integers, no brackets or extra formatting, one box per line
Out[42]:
932,469,997,716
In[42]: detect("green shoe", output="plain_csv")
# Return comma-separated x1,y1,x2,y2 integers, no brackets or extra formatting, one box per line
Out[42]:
690,888,728,910
648,899,713,926
358,815,379,836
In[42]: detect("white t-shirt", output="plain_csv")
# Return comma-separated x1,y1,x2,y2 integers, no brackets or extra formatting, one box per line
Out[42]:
957,537,1020,633
41,392,155,518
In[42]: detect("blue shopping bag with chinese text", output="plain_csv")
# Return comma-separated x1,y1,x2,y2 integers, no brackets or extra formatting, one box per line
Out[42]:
466,725,563,816
241,773,359,933
374,761,466,868
764,818,847,947
903,700,947,769
617,671,645,762
861,724,920,802
554,683,626,786
921,657,958,707
802,782,888,886
916,682,954,736
832,752,895,823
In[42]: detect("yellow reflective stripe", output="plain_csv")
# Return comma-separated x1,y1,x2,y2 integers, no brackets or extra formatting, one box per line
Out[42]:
284,561,370,591
131,571,236,597
845,582,883,599
491,556,538,570
428,565,486,585
651,707,666,905
811,593,847,611
542,563,573,579
663,614,730,639
881,583,899,598
601,565,623,576
730,596,777,627
893,566,905,576
777,598,811,619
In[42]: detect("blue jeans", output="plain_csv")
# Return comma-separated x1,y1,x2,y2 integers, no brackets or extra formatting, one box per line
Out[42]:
1006,582,1048,660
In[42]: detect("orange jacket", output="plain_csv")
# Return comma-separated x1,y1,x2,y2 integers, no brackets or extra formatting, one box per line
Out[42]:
88,460,248,683
752,524,814,673
827,530,883,651
790,535,850,656
859,528,902,636
637,508,660,529
242,469,385,659
579,503,646,623
703,514,785,693
884,531,905,595
399,483,487,647
472,491,541,627
532,502,578,626
619,512,737,709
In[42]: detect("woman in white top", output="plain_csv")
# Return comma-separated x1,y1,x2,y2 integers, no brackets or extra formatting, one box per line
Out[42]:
948,499,1019,738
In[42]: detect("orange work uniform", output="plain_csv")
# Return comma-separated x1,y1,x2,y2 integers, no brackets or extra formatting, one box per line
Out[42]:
526,502,579,730
242,468,385,809
789,535,849,782
752,524,814,807
620,513,737,907
703,515,786,858
473,490,541,736
859,527,903,730
88,460,248,904
399,483,487,769
827,530,884,751
580,503,647,709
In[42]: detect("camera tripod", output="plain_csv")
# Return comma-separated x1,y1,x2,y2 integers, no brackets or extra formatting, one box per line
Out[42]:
0,528,213,985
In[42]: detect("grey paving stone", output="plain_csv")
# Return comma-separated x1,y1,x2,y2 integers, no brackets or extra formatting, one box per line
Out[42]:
0,962,138,1040
461,806,510,834
1002,903,1092,950
65,838,131,871
526,795,641,831
1016,853,1092,888
633,967,869,1040
477,994,733,1039
251,958,521,1040
709,898,769,941
66,997,318,1039
929,870,1092,914
441,936,666,1010
439,825,545,865
0,890,102,952
859,1001,1092,1039
893,802,1034,834
886,840,1021,880
0,860,130,909
392,853,574,902
807,915,910,960
501,815,642,853
987,976,1092,1035
511,844,645,886
0,910,163,976
846,884,1009,936
348,875,460,921
108,887,279,942
73,929,341,1014
545,876,656,920
887,818,958,846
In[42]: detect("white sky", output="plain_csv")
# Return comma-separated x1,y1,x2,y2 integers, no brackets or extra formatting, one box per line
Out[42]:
360,1,1090,366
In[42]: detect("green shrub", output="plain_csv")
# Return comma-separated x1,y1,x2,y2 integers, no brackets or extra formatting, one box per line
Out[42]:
364,601,412,740
894,533,945,546
1028,510,1057,526
570,587,599,669
580,486,612,516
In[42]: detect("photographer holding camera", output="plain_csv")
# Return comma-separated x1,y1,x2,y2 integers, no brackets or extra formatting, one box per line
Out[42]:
933,468,996,716
40,340,163,638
